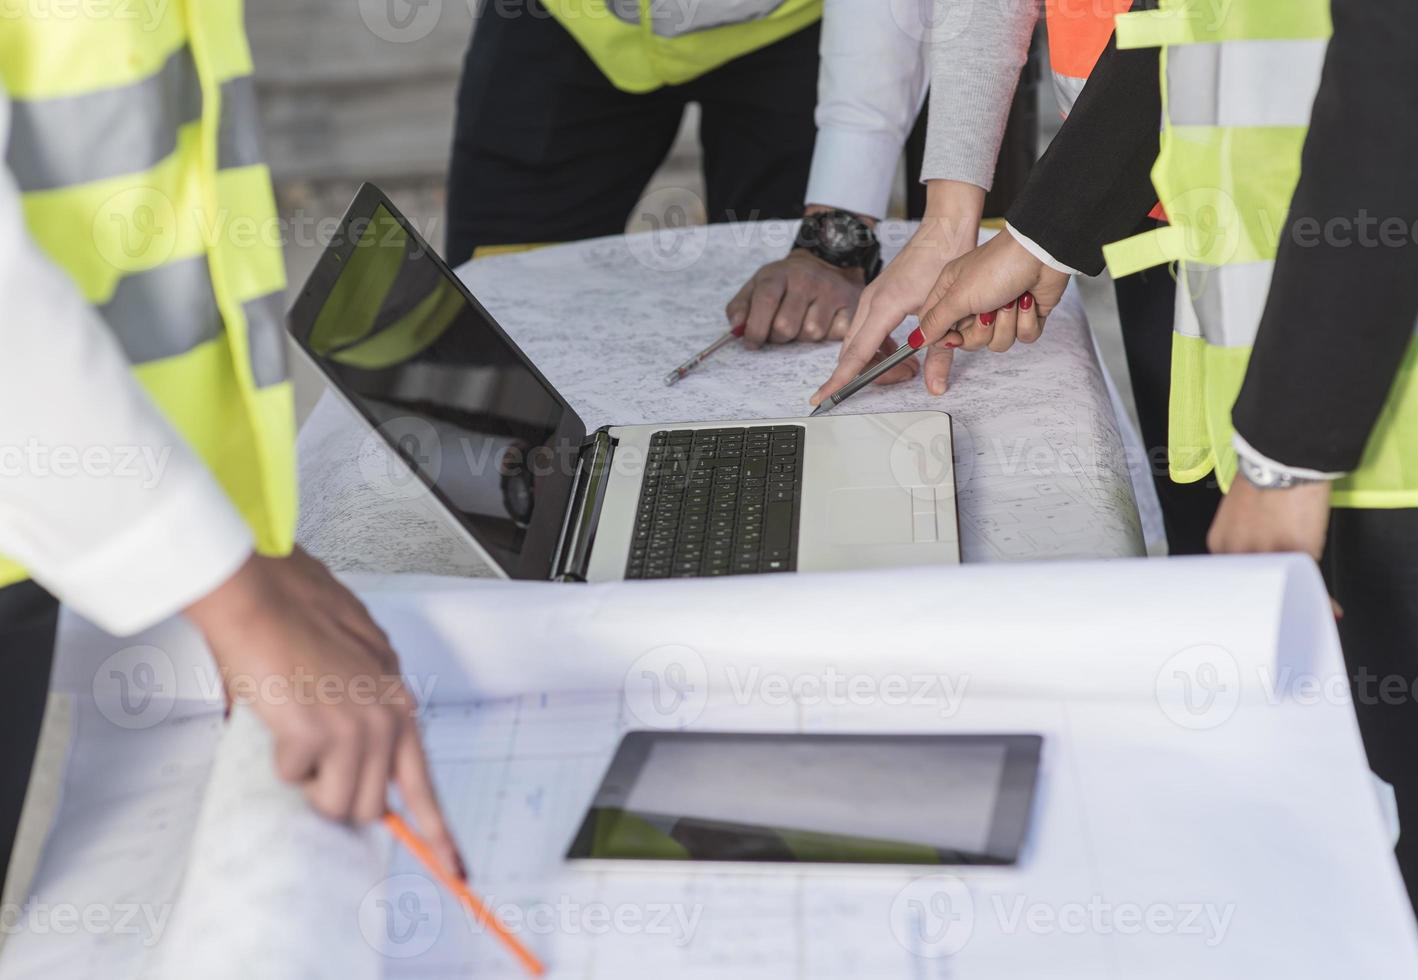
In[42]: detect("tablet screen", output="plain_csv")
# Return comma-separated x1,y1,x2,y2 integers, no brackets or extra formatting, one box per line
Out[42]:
567,732,1041,866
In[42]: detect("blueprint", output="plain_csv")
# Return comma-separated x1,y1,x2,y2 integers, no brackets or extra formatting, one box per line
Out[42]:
296,223,1151,574
6,557,1416,980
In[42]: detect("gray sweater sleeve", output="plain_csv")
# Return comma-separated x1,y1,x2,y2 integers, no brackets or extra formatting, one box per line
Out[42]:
920,0,1039,190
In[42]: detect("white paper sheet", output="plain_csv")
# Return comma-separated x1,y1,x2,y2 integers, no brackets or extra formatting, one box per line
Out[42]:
10,555,1414,980
296,223,1151,573
146,708,384,980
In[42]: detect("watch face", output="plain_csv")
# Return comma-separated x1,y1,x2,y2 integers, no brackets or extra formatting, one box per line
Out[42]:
820,213,857,253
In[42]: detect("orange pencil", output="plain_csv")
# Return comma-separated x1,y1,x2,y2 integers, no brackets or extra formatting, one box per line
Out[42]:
383,811,546,977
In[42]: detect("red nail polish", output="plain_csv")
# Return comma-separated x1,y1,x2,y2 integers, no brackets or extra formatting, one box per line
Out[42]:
1003,299,1015,310
1019,293,1034,311
730,322,747,337
979,311,996,327
907,327,925,348
945,338,961,349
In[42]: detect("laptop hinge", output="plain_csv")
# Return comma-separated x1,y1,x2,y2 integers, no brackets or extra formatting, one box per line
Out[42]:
551,428,616,582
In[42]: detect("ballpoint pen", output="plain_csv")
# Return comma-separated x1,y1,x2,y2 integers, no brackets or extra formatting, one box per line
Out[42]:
809,330,927,417
664,323,747,386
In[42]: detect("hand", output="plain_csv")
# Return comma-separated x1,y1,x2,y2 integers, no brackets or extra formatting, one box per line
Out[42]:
185,547,464,879
917,229,1070,353
810,180,991,405
725,249,863,349
819,214,980,401
1206,477,1333,562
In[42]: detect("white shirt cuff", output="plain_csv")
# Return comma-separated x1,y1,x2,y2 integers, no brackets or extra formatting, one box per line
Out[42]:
46,472,255,636
1232,433,1348,483
805,127,905,221
1005,222,1084,276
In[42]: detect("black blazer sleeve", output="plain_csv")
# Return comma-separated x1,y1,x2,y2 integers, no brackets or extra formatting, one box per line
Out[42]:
1231,0,1418,473
1004,0,1162,275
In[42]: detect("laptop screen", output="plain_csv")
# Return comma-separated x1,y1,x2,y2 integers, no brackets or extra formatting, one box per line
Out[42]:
288,189,587,579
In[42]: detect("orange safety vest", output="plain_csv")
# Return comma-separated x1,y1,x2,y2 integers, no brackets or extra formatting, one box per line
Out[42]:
1043,0,1134,116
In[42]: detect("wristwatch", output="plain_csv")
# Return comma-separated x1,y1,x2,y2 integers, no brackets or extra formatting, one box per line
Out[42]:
793,209,882,282
1237,453,1327,490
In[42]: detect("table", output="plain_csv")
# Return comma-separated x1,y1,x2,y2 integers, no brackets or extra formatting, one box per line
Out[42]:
294,223,1157,576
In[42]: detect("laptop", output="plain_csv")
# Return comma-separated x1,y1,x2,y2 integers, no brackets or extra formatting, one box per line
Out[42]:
287,184,959,583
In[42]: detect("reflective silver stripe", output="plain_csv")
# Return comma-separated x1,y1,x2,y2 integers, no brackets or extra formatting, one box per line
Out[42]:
607,0,789,37
6,47,201,194
242,291,291,389
1051,71,1087,117
217,75,265,171
6,47,264,192
1177,260,1274,348
1180,258,1418,348
99,256,222,365
1166,39,1327,127
97,258,288,388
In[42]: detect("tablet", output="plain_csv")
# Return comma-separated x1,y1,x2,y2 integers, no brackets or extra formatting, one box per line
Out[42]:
566,732,1041,868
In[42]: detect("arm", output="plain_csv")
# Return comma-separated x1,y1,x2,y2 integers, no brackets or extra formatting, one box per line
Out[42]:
809,0,1039,401
1210,0,1418,564
1003,0,1161,275
726,0,931,347
919,0,1038,192
803,0,933,221
1231,0,1418,474
814,0,1160,402
0,89,460,868
0,93,253,636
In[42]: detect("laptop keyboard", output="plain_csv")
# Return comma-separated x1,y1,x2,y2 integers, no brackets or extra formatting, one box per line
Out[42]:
625,425,804,579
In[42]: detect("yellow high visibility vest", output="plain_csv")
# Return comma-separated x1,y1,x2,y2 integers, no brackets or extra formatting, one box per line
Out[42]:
1103,0,1418,507
0,0,298,587
540,0,822,93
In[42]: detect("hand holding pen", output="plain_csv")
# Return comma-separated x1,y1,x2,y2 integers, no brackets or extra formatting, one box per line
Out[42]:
811,232,1069,412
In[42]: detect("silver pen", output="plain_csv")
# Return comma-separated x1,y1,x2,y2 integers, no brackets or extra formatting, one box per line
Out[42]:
664,324,747,386
809,337,924,417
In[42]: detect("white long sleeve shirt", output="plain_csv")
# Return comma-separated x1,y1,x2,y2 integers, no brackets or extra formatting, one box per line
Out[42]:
804,0,932,219
805,0,1042,218
0,88,255,636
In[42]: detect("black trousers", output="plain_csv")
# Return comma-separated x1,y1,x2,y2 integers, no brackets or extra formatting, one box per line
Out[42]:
1327,506,1418,913
446,0,821,265
0,581,58,900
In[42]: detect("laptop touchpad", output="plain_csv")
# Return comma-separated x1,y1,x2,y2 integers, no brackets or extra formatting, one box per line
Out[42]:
824,486,941,545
